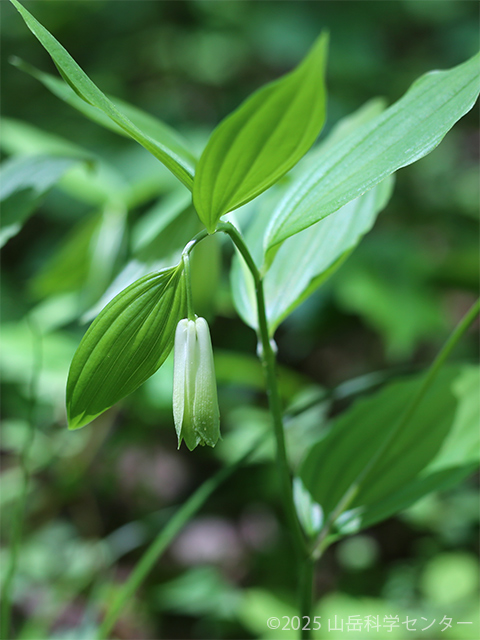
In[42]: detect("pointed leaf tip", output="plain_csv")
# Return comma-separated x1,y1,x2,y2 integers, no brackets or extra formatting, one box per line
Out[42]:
193,31,329,231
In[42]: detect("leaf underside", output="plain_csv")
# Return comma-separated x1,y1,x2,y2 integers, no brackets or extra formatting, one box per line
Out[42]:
264,51,480,263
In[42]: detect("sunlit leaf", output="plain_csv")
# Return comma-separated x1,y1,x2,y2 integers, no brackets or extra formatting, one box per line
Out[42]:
264,51,480,263
231,100,394,331
10,1,197,189
193,32,328,232
67,266,186,430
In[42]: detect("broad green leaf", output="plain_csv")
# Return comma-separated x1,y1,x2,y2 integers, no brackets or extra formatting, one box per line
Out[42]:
0,154,80,247
268,177,394,331
193,32,328,232
11,58,196,196
231,100,394,331
10,2,197,190
352,464,478,534
264,51,480,262
341,367,480,532
300,366,479,536
11,58,196,173
67,266,186,430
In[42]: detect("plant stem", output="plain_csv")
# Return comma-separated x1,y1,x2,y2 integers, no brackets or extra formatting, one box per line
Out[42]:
218,222,312,637
182,252,195,321
255,272,309,557
181,229,210,320
0,320,42,640
96,435,265,640
312,296,480,557
299,557,315,634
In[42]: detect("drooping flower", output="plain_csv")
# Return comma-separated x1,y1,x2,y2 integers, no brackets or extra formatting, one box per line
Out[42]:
173,317,220,451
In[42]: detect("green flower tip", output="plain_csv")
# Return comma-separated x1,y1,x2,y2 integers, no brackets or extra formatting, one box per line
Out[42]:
173,317,220,451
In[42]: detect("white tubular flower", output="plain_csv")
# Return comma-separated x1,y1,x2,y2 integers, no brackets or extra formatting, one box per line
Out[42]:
173,317,220,451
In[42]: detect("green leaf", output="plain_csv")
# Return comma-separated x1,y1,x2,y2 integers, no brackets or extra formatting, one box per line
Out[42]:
1,116,90,158
427,366,480,471
0,154,80,247
1,118,127,207
231,100,394,331
264,51,480,262
337,362,479,531
9,2,197,190
300,366,479,535
31,213,102,299
268,176,394,332
67,266,186,430
31,202,127,307
1,117,176,208
193,32,328,232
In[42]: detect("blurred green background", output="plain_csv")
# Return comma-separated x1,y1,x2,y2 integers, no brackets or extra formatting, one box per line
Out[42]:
1,1,479,639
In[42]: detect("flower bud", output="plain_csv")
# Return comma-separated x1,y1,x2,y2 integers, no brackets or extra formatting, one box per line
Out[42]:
173,317,220,451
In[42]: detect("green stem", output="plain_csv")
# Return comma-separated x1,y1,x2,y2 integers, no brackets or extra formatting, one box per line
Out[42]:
299,558,315,639
181,229,210,320
217,222,311,636
96,436,264,640
1,320,42,640
182,252,195,321
312,296,480,558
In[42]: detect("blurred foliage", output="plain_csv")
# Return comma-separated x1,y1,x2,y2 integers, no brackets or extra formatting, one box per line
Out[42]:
1,1,478,639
